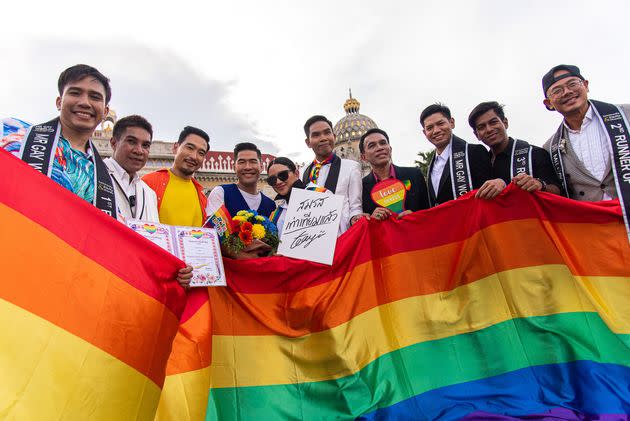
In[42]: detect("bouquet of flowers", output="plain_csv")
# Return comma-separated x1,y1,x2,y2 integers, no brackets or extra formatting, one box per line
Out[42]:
222,210,279,256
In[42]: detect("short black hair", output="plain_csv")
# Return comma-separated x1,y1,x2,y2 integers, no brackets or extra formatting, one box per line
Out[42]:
359,128,389,153
58,64,112,104
234,142,262,161
303,115,334,137
468,101,506,130
267,156,297,172
178,126,210,149
112,115,153,141
419,103,452,127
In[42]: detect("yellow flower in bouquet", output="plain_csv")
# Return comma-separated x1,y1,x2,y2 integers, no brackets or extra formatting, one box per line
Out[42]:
233,215,247,223
252,224,266,239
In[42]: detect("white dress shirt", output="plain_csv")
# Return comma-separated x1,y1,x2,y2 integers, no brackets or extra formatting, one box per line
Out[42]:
431,141,451,196
565,105,612,199
206,185,263,216
104,158,159,222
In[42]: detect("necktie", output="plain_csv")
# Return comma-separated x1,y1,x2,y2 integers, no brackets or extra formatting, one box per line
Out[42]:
309,155,334,184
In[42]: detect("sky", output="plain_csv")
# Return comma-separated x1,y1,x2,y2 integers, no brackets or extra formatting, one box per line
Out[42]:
2,0,629,166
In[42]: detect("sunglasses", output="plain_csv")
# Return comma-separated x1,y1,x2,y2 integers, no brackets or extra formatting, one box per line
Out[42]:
267,170,290,187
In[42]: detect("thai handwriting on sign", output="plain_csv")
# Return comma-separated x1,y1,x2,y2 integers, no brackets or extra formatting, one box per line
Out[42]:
296,197,328,212
277,188,343,265
290,230,327,249
283,209,339,237
283,197,339,249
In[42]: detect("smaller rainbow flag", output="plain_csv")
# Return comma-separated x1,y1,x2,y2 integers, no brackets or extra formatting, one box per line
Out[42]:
204,204,233,238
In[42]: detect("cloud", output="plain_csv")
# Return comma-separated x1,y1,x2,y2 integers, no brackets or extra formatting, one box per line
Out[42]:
0,39,278,154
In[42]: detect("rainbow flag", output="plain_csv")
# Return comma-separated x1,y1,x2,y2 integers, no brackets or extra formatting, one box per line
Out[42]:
156,287,212,420
204,204,233,238
0,150,187,419
160,183,630,419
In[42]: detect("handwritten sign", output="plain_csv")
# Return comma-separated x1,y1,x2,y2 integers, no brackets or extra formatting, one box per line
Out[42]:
370,178,407,213
277,188,343,265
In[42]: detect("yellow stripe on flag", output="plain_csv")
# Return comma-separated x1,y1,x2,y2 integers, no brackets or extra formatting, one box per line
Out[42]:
210,266,630,388
156,367,211,421
0,298,162,420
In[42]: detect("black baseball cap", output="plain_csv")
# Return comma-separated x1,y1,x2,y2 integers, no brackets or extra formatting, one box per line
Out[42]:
542,64,585,97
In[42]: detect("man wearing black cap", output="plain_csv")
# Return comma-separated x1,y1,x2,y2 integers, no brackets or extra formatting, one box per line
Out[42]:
542,64,630,202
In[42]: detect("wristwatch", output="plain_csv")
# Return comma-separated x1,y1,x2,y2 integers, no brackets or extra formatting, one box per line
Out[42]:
536,178,547,192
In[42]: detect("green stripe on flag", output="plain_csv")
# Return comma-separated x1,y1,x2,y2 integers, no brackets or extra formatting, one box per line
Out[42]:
207,312,630,420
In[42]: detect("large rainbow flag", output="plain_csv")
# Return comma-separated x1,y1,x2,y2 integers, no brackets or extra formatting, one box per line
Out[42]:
159,183,630,419
0,150,187,419
2,146,629,420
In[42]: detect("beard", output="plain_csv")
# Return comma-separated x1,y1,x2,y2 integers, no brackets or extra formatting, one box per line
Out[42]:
177,165,195,177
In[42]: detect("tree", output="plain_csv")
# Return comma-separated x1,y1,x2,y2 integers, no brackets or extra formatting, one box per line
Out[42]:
415,150,435,178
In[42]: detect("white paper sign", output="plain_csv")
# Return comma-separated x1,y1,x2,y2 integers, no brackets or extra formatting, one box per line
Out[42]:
127,220,226,287
277,188,343,265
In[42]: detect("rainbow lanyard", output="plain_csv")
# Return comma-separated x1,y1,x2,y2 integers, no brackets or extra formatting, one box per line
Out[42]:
309,154,334,184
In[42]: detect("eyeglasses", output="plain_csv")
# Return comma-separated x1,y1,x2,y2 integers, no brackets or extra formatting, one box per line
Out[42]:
266,170,290,187
548,79,583,98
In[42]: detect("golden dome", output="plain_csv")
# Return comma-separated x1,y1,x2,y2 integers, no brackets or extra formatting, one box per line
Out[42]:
333,89,377,148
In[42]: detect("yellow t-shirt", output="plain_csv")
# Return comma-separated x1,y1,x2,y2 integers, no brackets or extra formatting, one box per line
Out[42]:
159,170,203,227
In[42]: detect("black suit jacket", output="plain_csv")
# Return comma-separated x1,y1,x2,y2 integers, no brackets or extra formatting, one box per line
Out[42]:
428,138,491,207
362,164,430,214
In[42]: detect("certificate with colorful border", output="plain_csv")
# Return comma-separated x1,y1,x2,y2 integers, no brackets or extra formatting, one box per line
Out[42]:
127,221,226,287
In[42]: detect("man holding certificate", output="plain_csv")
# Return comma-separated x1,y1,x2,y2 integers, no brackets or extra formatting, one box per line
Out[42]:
143,126,211,287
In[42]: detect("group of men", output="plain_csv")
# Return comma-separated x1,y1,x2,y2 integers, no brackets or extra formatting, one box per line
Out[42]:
3,63,629,268
359,64,628,227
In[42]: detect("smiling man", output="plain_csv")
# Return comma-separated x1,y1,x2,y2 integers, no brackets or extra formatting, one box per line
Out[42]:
420,103,491,207
142,126,209,227
3,64,118,217
302,115,362,233
206,142,275,218
542,64,630,203
104,115,159,222
360,128,429,220
468,101,561,200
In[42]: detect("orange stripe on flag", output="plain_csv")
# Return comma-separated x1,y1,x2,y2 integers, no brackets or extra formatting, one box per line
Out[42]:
210,219,628,337
0,203,180,386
